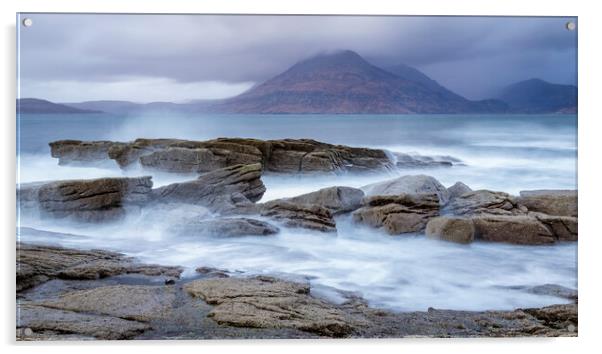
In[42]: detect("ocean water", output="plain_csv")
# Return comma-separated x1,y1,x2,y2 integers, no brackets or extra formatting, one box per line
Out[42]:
16,113,578,311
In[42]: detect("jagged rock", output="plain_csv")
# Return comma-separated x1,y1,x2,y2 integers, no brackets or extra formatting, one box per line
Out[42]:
425,216,475,244
280,186,365,214
18,177,153,222
362,175,449,205
447,181,472,201
170,217,279,237
522,304,578,330
530,212,578,241
444,190,526,216
352,193,440,235
50,137,394,175
184,276,363,337
518,190,577,217
49,140,123,166
17,243,182,291
151,164,266,212
196,266,231,278
471,215,556,245
39,285,177,322
260,201,337,233
17,304,150,340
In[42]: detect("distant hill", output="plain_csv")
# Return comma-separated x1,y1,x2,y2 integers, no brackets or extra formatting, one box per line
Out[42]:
497,79,577,113
17,98,102,114
211,50,508,114
64,100,220,115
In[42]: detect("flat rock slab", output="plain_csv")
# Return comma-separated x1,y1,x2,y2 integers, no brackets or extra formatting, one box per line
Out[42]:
281,186,365,215
39,285,177,322
425,216,475,244
185,276,365,337
260,200,337,233
17,243,182,291
519,190,577,217
17,303,150,340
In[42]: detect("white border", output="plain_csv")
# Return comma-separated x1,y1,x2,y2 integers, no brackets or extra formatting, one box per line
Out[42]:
2,0,601,353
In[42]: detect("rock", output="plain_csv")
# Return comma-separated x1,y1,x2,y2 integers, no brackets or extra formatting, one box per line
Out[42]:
17,304,150,340
39,285,177,322
392,152,457,169
18,177,153,222
522,304,577,330
281,186,365,214
184,276,362,337
447,182,472,201
530,212,578,241
170,217,279,237
151,164,266,212
527,284,578,301
518,190,577,217
352,193,440,235
50,137,394,175
362,175,449,205
17,243,182,291
471,215,556,245
260,200,337,233
196,267,231,278
425,216,475,244
444,190,526,216
49,140,122,166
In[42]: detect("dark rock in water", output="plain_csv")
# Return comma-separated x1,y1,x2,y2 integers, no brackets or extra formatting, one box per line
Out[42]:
16,243,182,291
49,140,121,166
260,200,337,233
362,175,449,205
527,284,578,301
352,193,440,235
447,182,472,201
49,137,394,175
279,186,365,215
152,163,266,212
184,276,364,337
18,176,153,222
392,152,457,169
518,190,577,217
17,304,150,340
471,215,555,245
195,267,231,278
443,190,527,216
170,217,279,237
425,216,475,244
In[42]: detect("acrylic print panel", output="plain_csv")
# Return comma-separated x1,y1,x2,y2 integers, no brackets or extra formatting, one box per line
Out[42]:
16,14,578,340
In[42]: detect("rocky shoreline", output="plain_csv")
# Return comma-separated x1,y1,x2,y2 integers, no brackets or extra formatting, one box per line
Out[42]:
16,137,578,340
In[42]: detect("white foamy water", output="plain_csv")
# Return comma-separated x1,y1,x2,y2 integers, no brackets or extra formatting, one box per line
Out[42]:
17,113,578,312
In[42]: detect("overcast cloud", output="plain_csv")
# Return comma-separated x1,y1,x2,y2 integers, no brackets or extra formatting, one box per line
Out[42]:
18,14,577,102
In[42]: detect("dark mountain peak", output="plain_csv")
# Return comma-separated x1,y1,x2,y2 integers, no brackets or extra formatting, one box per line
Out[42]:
282,49,389,79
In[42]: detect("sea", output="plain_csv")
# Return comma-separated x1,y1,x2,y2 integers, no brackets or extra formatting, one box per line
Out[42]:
16,113,578,312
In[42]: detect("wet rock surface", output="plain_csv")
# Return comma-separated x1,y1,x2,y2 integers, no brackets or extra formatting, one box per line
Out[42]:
352,193,440,234
425,216,475,244
170,217,280,237
17,242,578,340
447,181,472,201
443,190,526,216
260,200,337,233
280,186,365,215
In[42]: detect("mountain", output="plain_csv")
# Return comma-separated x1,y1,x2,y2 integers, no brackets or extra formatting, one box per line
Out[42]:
211,50,508,114
17,98,102,114
497,79,577,113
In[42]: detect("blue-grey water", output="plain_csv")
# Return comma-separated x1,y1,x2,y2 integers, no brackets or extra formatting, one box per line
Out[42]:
17,113,578,311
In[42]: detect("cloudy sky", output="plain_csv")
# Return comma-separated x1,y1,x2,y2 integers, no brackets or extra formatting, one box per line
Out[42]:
18,14,577,102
